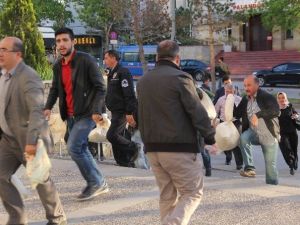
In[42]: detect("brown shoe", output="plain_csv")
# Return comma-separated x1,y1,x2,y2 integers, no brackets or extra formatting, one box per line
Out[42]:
240,170,256,178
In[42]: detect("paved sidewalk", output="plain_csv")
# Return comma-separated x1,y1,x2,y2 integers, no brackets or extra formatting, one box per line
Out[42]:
1,146,300,225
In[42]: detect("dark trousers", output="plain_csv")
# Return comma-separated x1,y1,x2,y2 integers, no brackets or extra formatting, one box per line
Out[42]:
201,149,211,170
224,147,243,166
0,134,65,224
106,112,137,166
279,131,298,170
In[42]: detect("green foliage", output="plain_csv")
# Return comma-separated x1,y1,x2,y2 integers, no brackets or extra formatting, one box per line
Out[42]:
0,0,48,71
74,0,129,50
261,0,300,31
0,0,73,28
37,64,53,81
32,0,73,29
176,7,192,39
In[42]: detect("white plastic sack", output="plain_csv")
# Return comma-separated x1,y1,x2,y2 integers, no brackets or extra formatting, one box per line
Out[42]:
199,88,217,120
225,94,234,121
215,121,240,151
11,174,30,198
215,94,240,151
254,118,277,146
131,130,150,170
88,114,111,143
26,139,52,189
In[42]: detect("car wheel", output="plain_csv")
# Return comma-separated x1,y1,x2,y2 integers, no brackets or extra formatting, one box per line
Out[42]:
257,76,265,86
194,72,203,81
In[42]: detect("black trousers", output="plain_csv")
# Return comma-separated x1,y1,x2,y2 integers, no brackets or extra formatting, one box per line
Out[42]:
106,112,137,166
279,131,298,170
224,146,243,166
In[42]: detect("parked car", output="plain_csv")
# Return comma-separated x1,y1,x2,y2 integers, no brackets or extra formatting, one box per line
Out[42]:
253,62,300,87
180,59,211,81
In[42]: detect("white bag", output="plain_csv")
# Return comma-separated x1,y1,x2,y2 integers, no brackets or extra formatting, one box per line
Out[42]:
11,174,30,198
199,88,217,120
26,139,52,189
131,130,150,170
88,114,111,143
215,94,240,152
215,121,240,151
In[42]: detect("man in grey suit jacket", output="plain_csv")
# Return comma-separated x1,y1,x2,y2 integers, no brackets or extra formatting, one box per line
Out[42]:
0,37,66,225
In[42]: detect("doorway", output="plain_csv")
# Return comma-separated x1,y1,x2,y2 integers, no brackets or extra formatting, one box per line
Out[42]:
248,15,272,51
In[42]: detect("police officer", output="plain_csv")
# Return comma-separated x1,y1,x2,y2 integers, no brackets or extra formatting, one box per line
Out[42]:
104,50,138,167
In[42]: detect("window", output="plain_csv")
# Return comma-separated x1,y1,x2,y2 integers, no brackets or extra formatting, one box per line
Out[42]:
180,60,187,66
273,64,288,72
187,60,197,66
286,29,294,39
242,23,247,42
287,63,300,70
123,52,139,62
122,52,156,63
144,53,156,63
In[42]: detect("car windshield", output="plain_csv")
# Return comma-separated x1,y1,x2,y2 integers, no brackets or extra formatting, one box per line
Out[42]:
288,63,300,70
180,60,187,66
273,64,288,72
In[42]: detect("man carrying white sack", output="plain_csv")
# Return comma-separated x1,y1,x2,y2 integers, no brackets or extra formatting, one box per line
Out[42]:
0,37,66,225
137,40,218,225
234,75,280,185
215,83,243,170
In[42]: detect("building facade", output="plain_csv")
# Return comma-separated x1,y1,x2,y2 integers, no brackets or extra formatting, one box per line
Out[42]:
192,0,300,52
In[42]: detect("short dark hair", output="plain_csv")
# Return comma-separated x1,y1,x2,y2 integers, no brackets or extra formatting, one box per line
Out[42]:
222,75,231,83
55,27,74,40
105,50,120,61
157,40,179,60
203,76,210,82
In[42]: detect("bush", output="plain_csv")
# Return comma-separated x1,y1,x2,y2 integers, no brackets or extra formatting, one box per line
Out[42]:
37,64,53,81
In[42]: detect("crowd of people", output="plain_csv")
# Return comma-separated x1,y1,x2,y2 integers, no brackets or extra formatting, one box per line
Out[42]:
0,27,298,225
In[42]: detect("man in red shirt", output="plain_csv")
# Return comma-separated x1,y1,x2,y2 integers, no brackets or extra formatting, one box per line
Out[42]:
45,28,108,201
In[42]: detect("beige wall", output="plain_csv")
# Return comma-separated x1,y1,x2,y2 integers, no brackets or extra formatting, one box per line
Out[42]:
272,25,300,51
179,45,223,63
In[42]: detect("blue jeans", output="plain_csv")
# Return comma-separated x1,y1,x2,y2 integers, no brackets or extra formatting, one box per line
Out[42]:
240,128,279,185
67,117,104,187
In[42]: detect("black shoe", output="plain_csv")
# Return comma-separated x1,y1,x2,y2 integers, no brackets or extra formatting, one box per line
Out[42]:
205,169,212,177
47,221,67,225
77,182,109,201
290,168,295,175
225,160,231,165
236,165,243,170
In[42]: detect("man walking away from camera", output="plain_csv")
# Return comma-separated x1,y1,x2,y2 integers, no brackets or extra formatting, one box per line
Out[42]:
137,40,217,225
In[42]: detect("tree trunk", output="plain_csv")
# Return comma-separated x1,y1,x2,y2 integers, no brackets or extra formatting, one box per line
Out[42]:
104,24,113,52
208,6,216,93
138,41,148,74
131,0,148,74
170,0,176,40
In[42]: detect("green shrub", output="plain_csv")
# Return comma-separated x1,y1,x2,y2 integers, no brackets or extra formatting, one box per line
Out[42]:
37,64,53,81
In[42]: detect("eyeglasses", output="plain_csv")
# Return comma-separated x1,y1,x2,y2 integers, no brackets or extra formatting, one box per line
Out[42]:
0,48,18,54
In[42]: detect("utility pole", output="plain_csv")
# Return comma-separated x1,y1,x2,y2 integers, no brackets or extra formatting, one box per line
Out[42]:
170,0,176,41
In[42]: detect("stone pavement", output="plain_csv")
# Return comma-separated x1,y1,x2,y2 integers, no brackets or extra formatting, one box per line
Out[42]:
1,145,300,225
